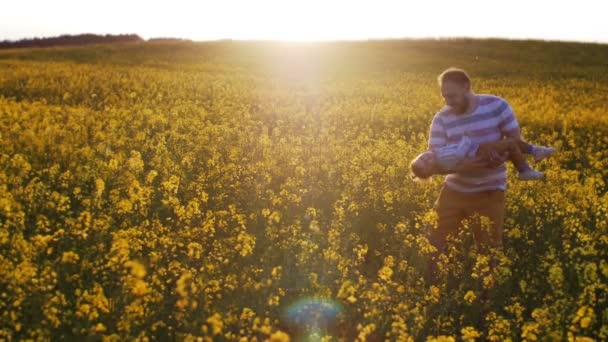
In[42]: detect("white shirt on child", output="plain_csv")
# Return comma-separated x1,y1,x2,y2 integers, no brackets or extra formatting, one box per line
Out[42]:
433,135,480,172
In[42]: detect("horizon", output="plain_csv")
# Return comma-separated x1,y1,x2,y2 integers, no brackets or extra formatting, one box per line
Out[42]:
2,0,607,45
3,33,608,47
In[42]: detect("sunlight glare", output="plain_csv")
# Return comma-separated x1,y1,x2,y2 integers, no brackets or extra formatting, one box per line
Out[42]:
184,0,414,42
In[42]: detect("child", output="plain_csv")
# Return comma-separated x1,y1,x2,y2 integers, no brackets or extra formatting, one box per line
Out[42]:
410,135,556,180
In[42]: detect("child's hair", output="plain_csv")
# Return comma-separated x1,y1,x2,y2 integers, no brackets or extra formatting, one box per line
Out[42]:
410,159,426,179
409,154,433,181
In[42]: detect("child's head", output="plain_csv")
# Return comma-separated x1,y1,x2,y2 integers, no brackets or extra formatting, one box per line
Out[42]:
410,151,439,179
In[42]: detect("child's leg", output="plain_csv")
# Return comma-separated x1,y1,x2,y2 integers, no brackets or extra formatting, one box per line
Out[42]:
514,139,534,154
477,139,531,172
502,140,531,172
509,138,556,162
478,139,546,181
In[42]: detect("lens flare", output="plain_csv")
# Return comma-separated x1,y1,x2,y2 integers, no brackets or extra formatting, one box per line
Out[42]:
282,297,343,341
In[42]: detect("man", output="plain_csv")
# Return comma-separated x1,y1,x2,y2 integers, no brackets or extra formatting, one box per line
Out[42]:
426,67,522,260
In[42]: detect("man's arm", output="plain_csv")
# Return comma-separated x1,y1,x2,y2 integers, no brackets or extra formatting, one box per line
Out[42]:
427,115,447,151
499,99,521,139
484,99,522,167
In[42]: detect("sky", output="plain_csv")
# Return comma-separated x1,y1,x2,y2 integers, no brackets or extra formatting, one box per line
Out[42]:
2,0,607,44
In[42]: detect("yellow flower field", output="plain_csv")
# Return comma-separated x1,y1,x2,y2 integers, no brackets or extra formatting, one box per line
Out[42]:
0,39,607,340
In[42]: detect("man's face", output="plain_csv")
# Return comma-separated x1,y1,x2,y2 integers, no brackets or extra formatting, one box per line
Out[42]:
441,81,470,114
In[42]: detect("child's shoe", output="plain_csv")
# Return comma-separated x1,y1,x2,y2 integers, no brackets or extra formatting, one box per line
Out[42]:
519,169,544,181
531,146,556,162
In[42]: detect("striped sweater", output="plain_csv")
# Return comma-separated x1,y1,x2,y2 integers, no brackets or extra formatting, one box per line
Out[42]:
433,135,479,172
427,94,520,192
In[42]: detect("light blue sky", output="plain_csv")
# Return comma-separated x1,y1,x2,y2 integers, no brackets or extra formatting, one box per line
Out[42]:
2,0,607,43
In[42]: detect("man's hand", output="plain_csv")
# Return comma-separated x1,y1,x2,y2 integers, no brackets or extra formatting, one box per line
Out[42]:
485,151,509,168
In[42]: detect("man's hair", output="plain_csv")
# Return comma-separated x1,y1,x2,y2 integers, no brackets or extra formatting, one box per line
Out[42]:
437,67,471,87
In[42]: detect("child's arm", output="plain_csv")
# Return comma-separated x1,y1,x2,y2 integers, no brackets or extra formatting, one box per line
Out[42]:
432,164,451,176
448,156,495,174
433,157,466,175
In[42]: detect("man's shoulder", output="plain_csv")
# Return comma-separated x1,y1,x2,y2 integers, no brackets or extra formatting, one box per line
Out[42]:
435,105,453,118
477,94,507,106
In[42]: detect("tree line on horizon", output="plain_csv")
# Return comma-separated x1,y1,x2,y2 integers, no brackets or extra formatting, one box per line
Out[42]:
0,33,146,49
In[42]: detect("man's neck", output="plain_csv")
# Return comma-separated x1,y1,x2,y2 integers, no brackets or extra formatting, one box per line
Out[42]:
462,93,478,115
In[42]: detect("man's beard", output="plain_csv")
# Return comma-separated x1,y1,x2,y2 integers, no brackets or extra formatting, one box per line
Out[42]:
452,97,469,114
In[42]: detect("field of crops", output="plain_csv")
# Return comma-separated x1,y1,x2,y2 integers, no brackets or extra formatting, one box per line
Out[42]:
0,39,607,341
